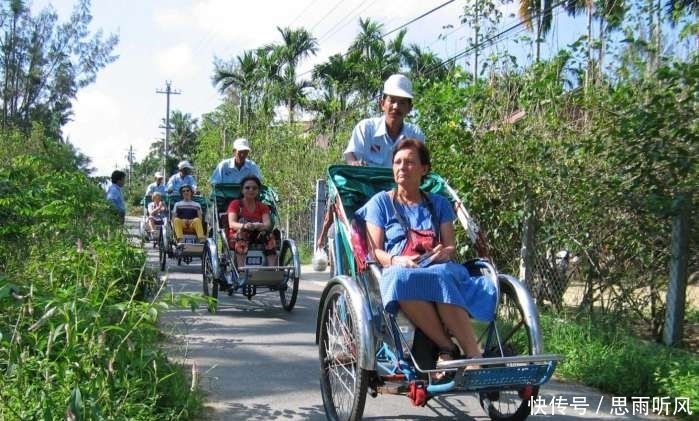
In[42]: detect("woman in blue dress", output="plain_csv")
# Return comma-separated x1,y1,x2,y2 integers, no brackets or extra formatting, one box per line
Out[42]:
356,139,496,377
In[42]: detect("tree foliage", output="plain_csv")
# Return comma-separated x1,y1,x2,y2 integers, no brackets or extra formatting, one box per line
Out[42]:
0,0,118,138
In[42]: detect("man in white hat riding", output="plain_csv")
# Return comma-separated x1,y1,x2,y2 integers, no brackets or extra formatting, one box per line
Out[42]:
210,137,263,184
343,74,425,167
145,171,167,196
167,160,198,194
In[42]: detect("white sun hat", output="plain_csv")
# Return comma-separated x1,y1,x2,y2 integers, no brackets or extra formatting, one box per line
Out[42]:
383,74,413,99
233,138,251,151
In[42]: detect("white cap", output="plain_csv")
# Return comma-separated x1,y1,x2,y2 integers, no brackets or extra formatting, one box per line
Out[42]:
177,160,193,170
154,171,163,178
233,138,251,151
383,74,413,99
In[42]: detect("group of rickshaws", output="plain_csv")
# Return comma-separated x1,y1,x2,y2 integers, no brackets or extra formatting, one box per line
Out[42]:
138,166,560,421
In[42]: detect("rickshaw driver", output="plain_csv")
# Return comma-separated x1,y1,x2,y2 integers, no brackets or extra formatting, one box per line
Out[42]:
167,160,199,194
319,74,427,249
343,74,425,167
172,184,206,243
210,137,263,184
145,171,167,196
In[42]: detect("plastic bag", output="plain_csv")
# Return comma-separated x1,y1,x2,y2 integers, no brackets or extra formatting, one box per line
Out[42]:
312,248,328,272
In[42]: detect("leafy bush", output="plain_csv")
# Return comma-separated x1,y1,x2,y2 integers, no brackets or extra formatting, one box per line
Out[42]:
0,134,202,420
541,314,699,420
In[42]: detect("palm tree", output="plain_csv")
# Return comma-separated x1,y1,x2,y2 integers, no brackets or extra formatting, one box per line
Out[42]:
404,44,450,80
267,27,318,123
564,0,626,87
348,18,398,107
166,111,199,163
212,50,261,131
518,0,555,61
310,53,357,142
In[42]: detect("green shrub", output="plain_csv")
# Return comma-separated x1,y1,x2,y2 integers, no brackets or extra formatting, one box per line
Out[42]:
542,314,699,420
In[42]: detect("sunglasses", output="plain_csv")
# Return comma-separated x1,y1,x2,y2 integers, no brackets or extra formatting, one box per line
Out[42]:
243,186,258,190
181,189,192,193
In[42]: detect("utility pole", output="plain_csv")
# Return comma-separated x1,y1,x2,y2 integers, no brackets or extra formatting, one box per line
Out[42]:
126,144,135,186
156,81,180,176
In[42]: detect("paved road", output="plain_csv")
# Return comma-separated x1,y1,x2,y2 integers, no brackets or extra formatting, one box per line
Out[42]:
129,217,676,421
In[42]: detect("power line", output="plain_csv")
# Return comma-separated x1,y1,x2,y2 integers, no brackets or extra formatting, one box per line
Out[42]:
316,0,373,42
382,0,456,38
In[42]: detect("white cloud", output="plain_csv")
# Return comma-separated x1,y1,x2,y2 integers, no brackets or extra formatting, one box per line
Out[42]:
156,43,198,79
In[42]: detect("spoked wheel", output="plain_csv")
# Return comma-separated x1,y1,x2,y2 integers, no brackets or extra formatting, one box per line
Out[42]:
279,242,299,311
478,282,539,421
202,246,219,312
319,284,369,421
158,226,166,272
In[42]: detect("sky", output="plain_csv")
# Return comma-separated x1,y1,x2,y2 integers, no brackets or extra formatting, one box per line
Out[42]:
32,0,574,177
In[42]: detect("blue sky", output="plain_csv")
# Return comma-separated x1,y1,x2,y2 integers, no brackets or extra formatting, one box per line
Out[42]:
33,0,578,176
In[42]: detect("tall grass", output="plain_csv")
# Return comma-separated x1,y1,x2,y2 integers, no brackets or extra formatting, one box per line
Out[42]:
541,314,699,420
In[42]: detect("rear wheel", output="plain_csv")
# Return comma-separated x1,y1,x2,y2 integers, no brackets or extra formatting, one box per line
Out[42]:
202,246,219,312
319,284,369,421
279,242,299,311
478,281,539,421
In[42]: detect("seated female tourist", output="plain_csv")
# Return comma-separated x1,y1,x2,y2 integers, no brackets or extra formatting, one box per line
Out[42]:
226,175,277,267
172,184,206,243
356,138,497,383
147,191,167,234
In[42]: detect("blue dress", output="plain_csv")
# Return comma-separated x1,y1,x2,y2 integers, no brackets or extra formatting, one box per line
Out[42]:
356,191,496,322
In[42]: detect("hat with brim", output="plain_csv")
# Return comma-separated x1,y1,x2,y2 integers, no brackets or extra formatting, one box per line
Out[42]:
233,138,251,151
383,74,413,99
178,160,193,170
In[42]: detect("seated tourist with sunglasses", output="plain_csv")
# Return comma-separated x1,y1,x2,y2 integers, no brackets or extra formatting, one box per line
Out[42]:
172,184,206,243
226,175,277,267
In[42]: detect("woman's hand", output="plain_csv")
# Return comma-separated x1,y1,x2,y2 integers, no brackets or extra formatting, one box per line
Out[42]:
391,255,419,268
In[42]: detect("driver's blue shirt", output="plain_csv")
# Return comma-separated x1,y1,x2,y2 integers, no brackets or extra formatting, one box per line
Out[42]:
343,116,425,168
210,158,262,184
167,173,197,193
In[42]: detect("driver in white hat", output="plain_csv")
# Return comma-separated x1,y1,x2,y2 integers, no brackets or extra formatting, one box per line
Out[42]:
343,74,425,167
166,160,199,194
210,137,263,184
145,171,167,196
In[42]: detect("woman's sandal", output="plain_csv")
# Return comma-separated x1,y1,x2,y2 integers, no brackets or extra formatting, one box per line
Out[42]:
431,345,459,384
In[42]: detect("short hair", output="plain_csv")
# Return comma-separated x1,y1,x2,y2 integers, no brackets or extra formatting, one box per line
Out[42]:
393,138,431,168
239,175,262,198
111,170,126,184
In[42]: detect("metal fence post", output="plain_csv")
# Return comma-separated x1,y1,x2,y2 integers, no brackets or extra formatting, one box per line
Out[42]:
663,193,690,346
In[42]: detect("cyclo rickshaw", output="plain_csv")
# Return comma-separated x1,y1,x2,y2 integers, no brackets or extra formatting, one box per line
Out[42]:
201,183,301,312
316,165,561,421
139,194,163,248
156,191,209,271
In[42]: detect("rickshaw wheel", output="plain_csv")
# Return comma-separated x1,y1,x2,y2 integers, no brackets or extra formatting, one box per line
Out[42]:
202,246,218,312
478,282,539,421
319,284,368,421
279,243,299,311
158,226,166,272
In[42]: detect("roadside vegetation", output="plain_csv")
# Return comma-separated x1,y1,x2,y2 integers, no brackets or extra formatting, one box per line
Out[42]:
0,0,696,420
0,130,203,419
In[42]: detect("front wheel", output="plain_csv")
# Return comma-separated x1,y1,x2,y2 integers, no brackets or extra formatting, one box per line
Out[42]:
319,284,369,421
478,281,539,421
158,226,166,272
279,241,299,311
202,246,219,312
